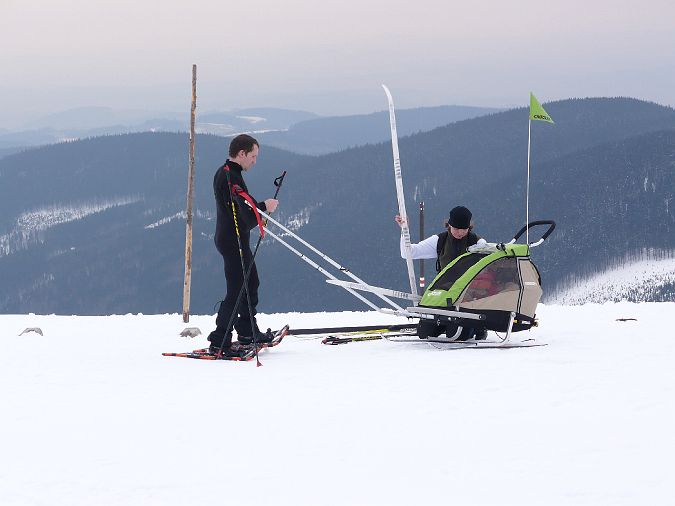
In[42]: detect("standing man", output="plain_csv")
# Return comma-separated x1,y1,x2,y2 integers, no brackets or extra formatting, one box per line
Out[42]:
208,134,278,354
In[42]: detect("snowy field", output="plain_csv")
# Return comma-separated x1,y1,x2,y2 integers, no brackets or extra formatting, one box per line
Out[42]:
1,303,673,506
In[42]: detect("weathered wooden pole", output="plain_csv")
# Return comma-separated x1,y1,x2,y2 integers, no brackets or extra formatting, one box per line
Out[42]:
182,64,197,323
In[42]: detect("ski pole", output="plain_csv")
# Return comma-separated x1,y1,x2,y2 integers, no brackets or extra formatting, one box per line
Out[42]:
216,165,264,366
257,208,405,311
219,170,287,364
231,171,287,319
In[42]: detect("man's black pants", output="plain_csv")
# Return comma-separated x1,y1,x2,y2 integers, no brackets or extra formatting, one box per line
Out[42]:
215,235,260,339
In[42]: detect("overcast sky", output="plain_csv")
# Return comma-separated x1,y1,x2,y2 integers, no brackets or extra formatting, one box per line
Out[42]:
1,0,674,127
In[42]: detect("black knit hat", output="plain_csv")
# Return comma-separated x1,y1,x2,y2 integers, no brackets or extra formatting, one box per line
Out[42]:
448,206,472,229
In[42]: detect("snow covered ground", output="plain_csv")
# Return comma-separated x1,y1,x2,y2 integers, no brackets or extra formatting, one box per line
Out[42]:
1,303,673,505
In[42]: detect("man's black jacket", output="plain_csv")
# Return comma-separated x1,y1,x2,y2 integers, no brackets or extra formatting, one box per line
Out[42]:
213,161,267,253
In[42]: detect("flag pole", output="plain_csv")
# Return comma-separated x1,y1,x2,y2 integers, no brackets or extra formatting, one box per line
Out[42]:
526,117,531,247
419,201,425,290
526,92,554,248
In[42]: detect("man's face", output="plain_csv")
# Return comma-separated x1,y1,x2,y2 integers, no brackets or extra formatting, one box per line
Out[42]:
237,145,259,171
450,226,469,240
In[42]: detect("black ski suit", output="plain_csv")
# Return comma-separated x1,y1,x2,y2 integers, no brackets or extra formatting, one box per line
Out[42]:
212,161,267,342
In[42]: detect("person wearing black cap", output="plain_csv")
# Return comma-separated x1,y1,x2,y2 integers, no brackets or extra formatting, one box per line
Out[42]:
394,205,480,271
395,206,484,341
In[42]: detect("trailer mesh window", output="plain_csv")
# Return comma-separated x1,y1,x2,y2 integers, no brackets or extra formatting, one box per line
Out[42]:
429,253,484,291
460,257,520,303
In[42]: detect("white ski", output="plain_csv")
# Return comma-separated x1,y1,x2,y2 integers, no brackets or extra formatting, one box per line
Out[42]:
263,227,384,312
386,337,547,349
382,84,419,299
405,306,485,321
258,208,406,312
326,279,421,301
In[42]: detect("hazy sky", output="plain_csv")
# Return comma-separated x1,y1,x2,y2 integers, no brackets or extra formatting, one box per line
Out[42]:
1,0,674,127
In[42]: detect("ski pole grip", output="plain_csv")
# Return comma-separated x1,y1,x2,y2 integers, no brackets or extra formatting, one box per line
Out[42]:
512,220,556,244
273,171,287,193
263,171,286,226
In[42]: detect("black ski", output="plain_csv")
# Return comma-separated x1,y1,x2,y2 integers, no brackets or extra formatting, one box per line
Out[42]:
321,330,416,345
290,323,417,336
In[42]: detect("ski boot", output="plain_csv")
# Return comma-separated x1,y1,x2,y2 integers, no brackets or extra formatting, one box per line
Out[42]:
207,328,233,355
474,328,488,340
237,328,274,346
417,319,444,340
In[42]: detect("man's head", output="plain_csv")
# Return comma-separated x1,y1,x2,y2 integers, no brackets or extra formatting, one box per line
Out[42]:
448,206,472,239
229,134,259,170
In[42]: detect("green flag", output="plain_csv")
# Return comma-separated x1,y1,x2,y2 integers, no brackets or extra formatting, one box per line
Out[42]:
529,93,554,124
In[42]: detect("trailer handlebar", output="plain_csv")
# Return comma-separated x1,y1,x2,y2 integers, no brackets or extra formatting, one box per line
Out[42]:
509,220,556,248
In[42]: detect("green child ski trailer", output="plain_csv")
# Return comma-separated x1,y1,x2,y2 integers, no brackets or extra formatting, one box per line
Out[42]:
408,221,556,341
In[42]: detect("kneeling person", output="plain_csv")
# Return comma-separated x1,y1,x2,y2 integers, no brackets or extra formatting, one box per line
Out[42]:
395,205,485,340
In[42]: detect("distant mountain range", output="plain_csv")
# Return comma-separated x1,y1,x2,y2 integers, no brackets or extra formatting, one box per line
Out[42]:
1,97,673,315
0,106,317,153
0,105,499,157
19,106,319,132
254,105,502,154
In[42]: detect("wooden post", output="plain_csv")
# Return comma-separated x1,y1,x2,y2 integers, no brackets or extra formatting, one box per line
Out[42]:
182,64,197,323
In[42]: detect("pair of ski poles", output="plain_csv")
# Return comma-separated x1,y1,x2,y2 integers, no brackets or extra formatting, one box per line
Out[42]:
216,169,287,366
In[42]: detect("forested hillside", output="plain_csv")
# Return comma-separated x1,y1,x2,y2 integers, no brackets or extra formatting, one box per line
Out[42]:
1,97,673,314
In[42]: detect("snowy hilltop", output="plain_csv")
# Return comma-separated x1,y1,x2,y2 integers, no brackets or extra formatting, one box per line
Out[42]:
1,302,672,505
551,249,675,304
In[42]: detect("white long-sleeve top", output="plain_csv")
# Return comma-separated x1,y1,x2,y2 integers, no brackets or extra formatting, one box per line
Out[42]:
400,233,439,260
